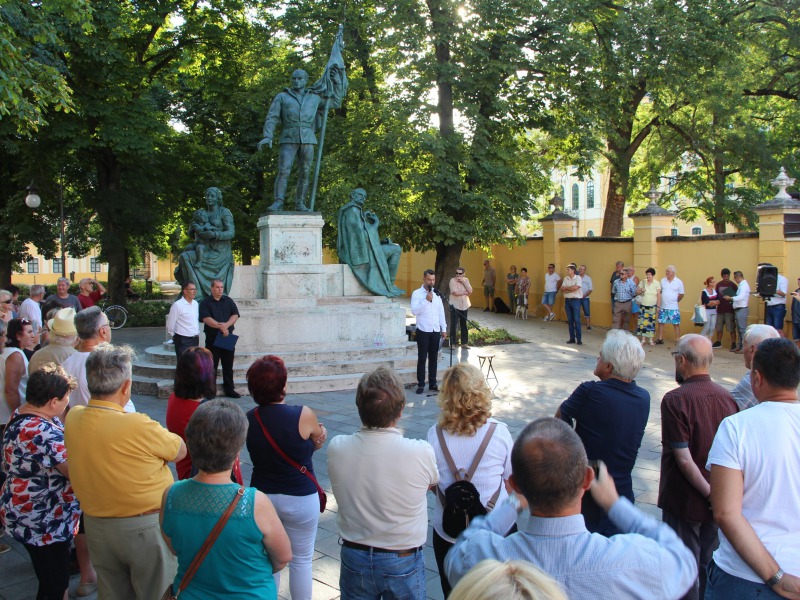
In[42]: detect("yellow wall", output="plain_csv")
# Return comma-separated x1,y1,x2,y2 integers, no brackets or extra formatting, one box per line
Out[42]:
13,247,108,286
395,233,773,334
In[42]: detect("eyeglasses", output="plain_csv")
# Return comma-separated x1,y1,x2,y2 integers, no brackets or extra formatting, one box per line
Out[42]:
19,318,30,325
456,271,464,275
670,351,682,357
2,300,11,304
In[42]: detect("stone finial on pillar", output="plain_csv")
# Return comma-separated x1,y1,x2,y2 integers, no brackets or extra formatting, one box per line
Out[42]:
756,168,800,210
629,184,675,271
540,200,577,272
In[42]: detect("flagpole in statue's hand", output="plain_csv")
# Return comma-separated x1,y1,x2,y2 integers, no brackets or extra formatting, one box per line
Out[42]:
309,24,346,213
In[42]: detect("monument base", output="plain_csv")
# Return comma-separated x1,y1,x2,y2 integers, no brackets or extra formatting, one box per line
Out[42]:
133,213,430,398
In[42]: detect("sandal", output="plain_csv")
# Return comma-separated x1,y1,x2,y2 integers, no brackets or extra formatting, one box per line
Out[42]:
655,339,664,345
649,340,655,346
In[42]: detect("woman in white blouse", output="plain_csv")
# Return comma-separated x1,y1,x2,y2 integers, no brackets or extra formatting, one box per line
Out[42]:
427,363,513,598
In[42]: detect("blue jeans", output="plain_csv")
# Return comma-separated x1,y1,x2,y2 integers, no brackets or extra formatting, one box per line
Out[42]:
580,298,591,317
765,304,786,332
704,560,782,599
565,298,582,342
340,545,426,600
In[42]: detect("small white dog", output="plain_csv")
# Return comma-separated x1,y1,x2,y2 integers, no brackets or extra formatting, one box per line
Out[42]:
515,297,528,320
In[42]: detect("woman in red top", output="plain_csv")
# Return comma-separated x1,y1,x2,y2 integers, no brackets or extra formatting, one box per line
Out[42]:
166,347,216,479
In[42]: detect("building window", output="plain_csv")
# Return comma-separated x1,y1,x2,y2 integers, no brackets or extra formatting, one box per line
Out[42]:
671,228,679,236
587,180,595,208
587,230,595,237
90,257,102,273
572,183,580,211
52,258,63,273
27,258,39,274
692,227,702,236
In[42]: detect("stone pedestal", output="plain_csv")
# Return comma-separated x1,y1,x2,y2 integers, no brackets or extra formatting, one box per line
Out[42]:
134,212,419,397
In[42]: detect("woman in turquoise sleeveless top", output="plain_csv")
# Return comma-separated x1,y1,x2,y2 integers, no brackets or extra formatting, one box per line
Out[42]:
160,399,291,599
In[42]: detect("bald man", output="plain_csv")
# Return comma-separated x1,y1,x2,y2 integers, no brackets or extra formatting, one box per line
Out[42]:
658,334,738,600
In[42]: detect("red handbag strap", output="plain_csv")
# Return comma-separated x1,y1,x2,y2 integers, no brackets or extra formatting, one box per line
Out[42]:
252,408,324,496
175,486,244,597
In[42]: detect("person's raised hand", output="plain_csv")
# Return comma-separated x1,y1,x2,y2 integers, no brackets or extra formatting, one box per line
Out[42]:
589,460,620,513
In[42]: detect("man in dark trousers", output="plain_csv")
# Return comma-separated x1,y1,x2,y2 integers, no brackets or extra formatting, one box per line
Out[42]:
658,334,738,600
199,279,241,398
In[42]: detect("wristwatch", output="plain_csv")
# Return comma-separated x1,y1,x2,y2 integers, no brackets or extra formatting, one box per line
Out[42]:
765,568,784,588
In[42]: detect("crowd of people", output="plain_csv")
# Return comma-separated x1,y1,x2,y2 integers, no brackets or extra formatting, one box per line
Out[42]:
1,271,799,600
474,259,800,353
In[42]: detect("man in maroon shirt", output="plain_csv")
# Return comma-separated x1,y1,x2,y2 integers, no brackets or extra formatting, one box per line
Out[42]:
714,268,738,350
658,334,739,600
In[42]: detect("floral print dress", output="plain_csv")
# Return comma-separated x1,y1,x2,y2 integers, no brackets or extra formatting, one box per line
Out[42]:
0,412,80,545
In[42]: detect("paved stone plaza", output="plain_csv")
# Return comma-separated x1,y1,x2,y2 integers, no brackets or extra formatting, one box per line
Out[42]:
0,303,746,600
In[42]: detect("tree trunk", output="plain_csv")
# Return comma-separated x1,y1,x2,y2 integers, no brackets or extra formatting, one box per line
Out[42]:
601,159,630,237
434,241,464,332
0,257,13,289
106,236,127,308
95,149,128,306
712,142,727,233
240,237,252,266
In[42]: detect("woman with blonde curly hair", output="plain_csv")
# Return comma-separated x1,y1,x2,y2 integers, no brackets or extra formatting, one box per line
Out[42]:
426,363,514,597
449,560,567,600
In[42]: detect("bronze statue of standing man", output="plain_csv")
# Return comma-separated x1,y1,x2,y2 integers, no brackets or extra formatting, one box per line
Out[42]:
258,28,348,212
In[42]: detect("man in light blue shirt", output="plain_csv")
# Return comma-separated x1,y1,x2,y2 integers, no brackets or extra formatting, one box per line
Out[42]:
445,418,696,599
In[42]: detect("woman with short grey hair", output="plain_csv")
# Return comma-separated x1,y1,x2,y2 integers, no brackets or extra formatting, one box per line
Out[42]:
160,400,292,599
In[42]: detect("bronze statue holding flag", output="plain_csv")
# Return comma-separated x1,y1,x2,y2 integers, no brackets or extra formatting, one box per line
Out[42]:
258,26,348,212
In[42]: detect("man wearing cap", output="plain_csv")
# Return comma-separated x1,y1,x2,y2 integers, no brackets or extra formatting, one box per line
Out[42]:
28,308,79,373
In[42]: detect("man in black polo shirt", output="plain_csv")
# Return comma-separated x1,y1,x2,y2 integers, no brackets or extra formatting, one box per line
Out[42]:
199,279,241,398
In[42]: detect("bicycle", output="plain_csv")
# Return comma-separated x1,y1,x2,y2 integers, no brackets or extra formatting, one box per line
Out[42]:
98,300,128,329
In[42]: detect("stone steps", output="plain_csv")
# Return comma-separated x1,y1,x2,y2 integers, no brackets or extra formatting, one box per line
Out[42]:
132,342,428,399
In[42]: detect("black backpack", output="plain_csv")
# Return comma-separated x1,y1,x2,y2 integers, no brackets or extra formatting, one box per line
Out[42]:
436,423,503,538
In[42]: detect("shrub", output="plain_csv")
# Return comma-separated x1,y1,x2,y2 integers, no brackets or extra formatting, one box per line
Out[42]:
129,278,163,299
124,300,172,328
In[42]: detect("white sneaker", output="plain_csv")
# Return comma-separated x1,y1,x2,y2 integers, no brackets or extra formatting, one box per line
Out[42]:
548,313,555,321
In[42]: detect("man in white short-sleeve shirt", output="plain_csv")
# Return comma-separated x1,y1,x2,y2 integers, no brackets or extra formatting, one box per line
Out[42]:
657,265,685,344
328,367,438,600
542,264,561,321
63,307,135,413
706,338,800,598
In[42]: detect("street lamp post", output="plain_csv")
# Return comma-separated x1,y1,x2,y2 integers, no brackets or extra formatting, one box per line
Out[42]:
25,179,67,279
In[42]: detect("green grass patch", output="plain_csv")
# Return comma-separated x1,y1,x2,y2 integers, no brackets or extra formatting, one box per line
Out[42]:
467,324,524,346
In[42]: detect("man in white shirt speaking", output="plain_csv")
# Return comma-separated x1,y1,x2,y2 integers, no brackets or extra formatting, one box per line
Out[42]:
166,281,199,359
411,269,447,395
